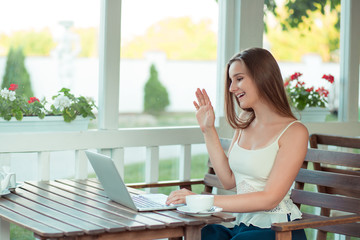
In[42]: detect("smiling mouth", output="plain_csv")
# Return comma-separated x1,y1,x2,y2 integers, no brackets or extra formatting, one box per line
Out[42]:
236,92,245,99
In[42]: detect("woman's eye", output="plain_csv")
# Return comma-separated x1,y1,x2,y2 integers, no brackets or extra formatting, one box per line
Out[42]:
237,77,243,81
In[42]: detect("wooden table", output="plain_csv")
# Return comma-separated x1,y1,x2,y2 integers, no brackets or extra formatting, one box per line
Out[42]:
0,179,235,240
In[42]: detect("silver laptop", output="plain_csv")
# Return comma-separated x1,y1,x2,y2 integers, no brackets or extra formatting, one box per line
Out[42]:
85,150,181,211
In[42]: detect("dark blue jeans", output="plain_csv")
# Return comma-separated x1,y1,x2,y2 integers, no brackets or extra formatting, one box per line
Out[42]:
201,219,307,240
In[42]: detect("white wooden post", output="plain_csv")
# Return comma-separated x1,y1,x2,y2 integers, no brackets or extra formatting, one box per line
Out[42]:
179,144,191,181
339,0,360,122
75,150,88,179
38,151,50,181
112,148,125,178
98,0,121,130
145,146,159,193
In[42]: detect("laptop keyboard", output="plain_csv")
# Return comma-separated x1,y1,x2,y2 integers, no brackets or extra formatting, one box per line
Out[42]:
132,195,166,208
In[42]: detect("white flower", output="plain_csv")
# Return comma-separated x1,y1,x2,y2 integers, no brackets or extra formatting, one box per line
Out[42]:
0,89,8,98
8,91,16,101
53,95,71,111
0,88,16,101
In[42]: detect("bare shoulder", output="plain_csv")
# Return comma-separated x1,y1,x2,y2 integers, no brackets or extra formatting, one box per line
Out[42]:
279,121,309,147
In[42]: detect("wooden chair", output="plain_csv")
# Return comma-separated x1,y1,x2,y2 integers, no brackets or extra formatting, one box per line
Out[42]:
309,133,360,151
308,133,360,240
272,148,360,240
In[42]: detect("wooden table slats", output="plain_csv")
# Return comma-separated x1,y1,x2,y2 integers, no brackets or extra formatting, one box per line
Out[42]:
0,179,236,240
25,181,149,230
17,183,134,232
3,193,105,235
42,181,169,229
0,197,83,236
14,187,126,232
0,204,64,238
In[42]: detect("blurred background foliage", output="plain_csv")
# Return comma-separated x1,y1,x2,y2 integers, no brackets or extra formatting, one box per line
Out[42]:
0,0,341,62
265,1,340,62
120,17,217,60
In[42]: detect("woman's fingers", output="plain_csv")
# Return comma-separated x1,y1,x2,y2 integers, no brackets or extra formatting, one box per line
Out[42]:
193,101,200,110
195,88,211,107
166,188,194,205
195,88,206,106
166,191,183,205
202,89,212,106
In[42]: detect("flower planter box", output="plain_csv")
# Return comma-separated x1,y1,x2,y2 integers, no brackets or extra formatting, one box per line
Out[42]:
292,107,330,122
0,116,90,132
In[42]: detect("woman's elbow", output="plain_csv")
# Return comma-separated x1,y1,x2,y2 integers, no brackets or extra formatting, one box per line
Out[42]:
223,185,235,190
222,182,236,190
262,201,279,211
261,194,282,211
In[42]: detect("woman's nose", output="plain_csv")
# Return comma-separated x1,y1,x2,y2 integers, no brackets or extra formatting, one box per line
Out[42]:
229,81,237,92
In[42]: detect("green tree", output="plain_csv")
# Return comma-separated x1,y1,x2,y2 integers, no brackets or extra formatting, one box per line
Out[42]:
143,64,170,114
121,17,217,60
263,0,340,30
74,27,98,57
1,47,34,98
0,28,97,57
266,6,340,62
265,0,340,62
0,29,55,56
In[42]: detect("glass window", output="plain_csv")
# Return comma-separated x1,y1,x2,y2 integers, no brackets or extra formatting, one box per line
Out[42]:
0,0,100,128
119,0,218,128
264,0,340,122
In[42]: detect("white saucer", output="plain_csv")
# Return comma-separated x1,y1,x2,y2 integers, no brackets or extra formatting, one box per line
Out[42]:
176,206,223,217
0,189,10,196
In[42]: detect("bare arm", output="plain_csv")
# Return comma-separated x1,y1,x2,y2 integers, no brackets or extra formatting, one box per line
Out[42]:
166,88,236,205
213,122,309,212
193,88,236,189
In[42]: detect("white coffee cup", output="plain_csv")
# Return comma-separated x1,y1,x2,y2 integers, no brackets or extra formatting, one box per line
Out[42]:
9,173,16,189
185,194,214,212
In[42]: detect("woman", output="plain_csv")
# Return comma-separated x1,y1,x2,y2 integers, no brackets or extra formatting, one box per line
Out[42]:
166,48,308,240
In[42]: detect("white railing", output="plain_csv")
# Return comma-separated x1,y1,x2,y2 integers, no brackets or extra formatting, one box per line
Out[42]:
0,127,205,190
1,121,360,190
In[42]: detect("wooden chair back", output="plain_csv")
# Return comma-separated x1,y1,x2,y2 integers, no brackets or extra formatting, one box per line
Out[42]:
308,133,360,239
293,148,360,239
309,133,360,151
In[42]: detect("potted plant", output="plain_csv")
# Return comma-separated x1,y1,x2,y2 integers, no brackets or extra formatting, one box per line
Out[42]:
284,72,334,122
0,83,97,132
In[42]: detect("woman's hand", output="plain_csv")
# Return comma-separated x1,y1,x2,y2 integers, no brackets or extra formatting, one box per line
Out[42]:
166,188,195,205
193,88,215,133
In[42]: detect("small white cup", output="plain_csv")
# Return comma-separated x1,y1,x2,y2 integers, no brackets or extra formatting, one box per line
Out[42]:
186,194,214,212
9,173,16,189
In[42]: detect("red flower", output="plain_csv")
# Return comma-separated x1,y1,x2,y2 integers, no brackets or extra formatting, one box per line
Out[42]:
8,83,18,91
316,87,329,97
28,97,40,103
322,74,335,84
305,87,314,92
284,72,335,110
290,72,302,80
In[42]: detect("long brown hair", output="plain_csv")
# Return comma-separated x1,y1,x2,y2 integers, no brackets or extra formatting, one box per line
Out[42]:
224,48,296,129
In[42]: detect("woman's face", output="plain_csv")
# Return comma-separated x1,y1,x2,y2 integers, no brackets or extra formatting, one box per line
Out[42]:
228,60,259,109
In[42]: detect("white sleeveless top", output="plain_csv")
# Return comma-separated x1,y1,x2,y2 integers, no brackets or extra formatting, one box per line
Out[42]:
228,120,302,228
